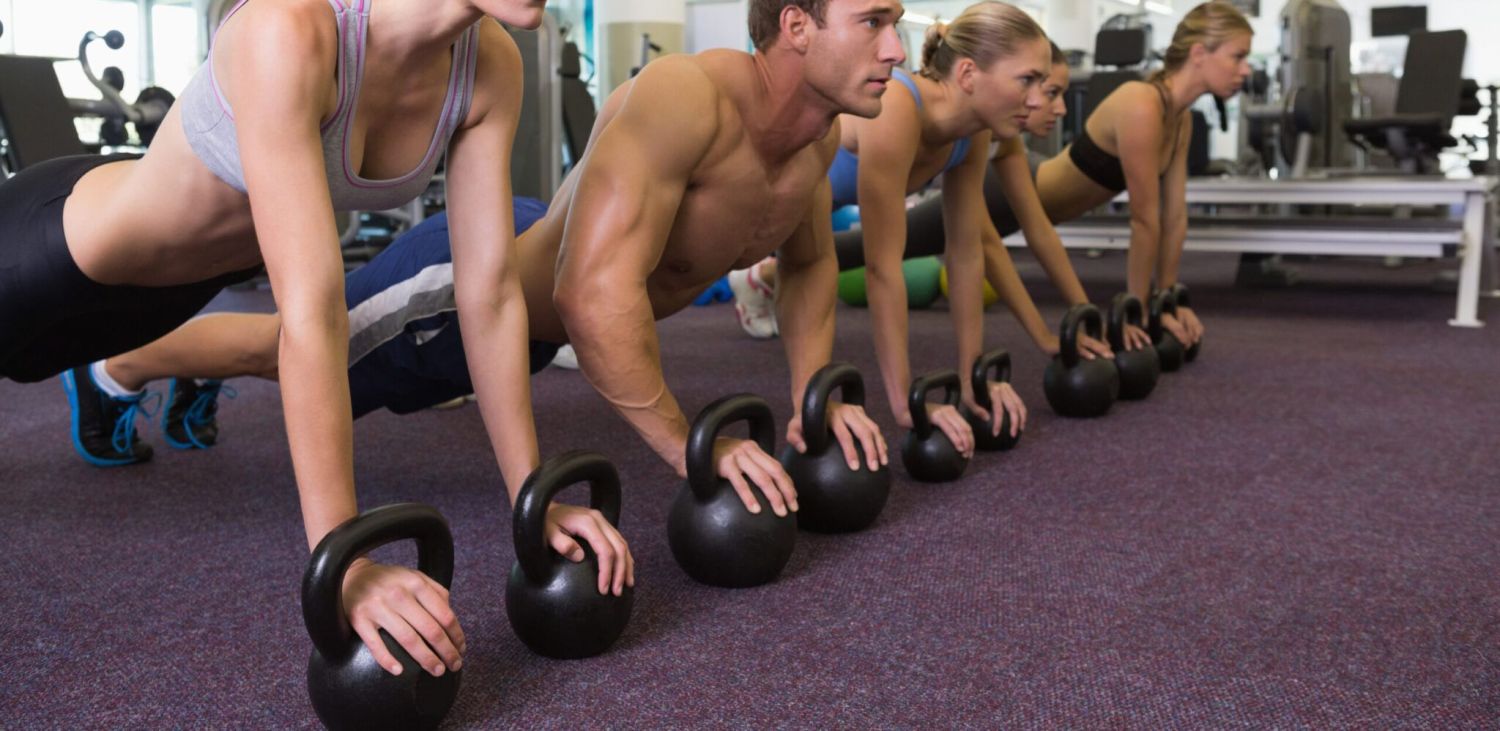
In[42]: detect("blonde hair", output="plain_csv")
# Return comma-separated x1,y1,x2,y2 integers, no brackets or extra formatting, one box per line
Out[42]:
1151,1,1253,82
919,2,1046,82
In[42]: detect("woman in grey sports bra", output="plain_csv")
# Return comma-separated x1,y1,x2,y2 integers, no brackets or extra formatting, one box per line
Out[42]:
0,0,572,679
1035,1,1254,347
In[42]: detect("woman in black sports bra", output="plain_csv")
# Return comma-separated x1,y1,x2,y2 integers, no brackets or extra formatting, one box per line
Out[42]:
1035,1,1253,347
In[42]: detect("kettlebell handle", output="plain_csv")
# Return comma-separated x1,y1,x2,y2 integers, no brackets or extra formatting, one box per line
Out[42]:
907,370,961,439
1147,289,1178,340
686,394,776,499
798,363,865,456
302,503,455,662
514,451,622,585
969,350,1011,411
1169,282,1192,309
1058,304,1103,369
1108,293,1145,351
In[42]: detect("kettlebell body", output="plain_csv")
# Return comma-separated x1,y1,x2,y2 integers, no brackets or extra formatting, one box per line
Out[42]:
304,504,461,731
1149,290,1184,372
1043,304,1120,417
901,370,969,482
506,451,634,659
1170,283,1202,362
960,349,1021,452
778,363,890,533
668,394,796,587
1108,293,1161,401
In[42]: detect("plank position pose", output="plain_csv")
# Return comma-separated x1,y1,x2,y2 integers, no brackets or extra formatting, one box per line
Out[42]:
1,0,556,679
69,0,901,650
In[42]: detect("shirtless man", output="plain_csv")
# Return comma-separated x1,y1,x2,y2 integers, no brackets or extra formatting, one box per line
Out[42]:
85,0,902,535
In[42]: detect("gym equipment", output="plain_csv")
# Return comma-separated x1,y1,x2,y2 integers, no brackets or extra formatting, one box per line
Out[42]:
1169,284,1201,363
834,257,943,309
1275,0,1354,172
303,503,461,731
961,349,1020,453
901,370,969,483
1344,30,1469,174
831,205,861,233
1149,290,1185,373
1108,293,1161,401
938,265,999,306
69,30,174,146
506,451,634,659
693,276,733,305
508,15,563,199
1043,304,1119,418
778,363,890,534
668,394,796,587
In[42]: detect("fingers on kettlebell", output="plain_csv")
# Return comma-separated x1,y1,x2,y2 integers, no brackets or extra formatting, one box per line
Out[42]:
351,615,406,676
394,591,461,674
831,416,859,470
741,448,791,516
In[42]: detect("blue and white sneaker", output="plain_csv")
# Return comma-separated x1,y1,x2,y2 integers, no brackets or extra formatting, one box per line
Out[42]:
61,366,155,467
162,378,234,450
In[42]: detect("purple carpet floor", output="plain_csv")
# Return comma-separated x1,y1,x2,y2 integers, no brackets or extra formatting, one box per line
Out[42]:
2,252,1498,728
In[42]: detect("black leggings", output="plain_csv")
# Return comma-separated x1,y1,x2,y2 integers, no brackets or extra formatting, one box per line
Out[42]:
0,154,259,382
832,154,1042,270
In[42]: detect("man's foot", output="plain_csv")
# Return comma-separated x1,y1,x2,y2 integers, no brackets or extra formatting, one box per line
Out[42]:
729,265,778,339
162,378,233,449
61,366,155,466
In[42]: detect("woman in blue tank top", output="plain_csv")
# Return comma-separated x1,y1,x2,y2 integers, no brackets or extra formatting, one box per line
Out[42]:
0,0,618,680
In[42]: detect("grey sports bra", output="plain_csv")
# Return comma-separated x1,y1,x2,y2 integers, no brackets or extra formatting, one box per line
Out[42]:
177,0,480,211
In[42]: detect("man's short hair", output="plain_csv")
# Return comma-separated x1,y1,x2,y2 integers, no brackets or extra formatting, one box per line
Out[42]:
748,0,831,52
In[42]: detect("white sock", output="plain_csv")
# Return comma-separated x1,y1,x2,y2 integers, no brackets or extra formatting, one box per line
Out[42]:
90,360,143,398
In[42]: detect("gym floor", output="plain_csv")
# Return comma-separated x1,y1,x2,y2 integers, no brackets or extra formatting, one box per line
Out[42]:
2,250,1497,728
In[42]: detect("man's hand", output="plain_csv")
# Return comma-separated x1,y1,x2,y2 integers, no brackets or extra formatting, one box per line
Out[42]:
786,402,889,472
896,402,975,459
960,381,1027,439
714,437,798,517
543,503,635,596
342,558,465,677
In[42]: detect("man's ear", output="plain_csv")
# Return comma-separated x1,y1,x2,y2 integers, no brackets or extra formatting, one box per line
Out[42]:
781,5,814,53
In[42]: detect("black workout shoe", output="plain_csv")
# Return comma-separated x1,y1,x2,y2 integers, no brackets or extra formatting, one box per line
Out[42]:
162,378,234,450
61,366,155,467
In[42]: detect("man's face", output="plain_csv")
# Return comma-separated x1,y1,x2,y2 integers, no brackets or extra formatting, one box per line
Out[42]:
1023,61,1069,136
968,37,1051,139
802,0,908,118
478,0,549,30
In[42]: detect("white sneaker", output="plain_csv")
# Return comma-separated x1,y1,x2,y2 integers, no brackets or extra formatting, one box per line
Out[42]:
550,343,580,370
729,266,778,339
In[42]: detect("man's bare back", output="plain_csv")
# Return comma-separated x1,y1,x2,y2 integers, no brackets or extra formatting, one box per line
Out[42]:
518,50,839,345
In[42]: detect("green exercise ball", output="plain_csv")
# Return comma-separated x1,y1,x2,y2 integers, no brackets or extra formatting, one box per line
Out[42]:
837,267,868,307
904,257,942,310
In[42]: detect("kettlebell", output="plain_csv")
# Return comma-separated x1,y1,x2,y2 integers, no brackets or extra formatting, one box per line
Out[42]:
1043,304,1120,418
901,370,969,482
668,394,797,587
1149,289,1185,373
1170,283,1202,363
1108,293,1161,401
303,503,460,731
960,349,1021,452
778,362,891,533
506,450,634,659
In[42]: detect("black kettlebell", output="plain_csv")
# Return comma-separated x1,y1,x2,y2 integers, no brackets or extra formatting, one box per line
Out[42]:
901,370,969,482
506,450,634,659
1043,304,1120,418
1149,289,1185,373
1170,283,1201,363
778,362,890,533
668,394,797,587
960,349,1021,452
303,503,460,731
1108,293,1161,401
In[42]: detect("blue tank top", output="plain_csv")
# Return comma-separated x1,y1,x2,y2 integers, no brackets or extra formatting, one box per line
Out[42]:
826,68,973,208
177,0,481,212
